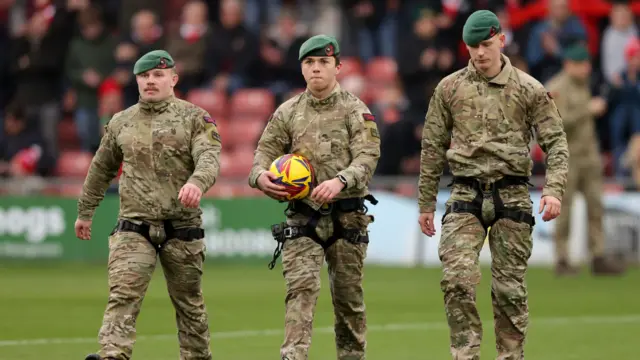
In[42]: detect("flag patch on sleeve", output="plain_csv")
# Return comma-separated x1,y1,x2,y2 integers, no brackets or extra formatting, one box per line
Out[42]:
362,113,375,121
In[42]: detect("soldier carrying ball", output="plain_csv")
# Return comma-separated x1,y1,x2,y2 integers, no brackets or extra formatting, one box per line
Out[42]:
248,34,381,360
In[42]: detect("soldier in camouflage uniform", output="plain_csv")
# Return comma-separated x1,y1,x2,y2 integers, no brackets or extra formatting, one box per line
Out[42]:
75,50,221,360
546,43,625,276
248,35,381,360
418,11,569,360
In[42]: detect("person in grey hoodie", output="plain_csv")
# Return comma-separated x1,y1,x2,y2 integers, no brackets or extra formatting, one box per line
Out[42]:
601,1,638,85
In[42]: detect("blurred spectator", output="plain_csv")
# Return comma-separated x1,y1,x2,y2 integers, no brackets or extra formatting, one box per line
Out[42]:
608,36,640,178
204,0,260,93
0,102,55,177
113,9,165,107
117,0,163,33
166,0,212,95
342,0,398,62
397,6,455,112
526,0,587,83
260,7,308,103
0,0,14,124
601,1,638,85
9,0,84,165
369,81,409,136
65,5,117,152
98,77,123,133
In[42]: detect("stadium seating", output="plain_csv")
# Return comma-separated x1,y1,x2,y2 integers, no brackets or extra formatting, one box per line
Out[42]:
55,150,93,178
229,88,275,119
186,88,228,118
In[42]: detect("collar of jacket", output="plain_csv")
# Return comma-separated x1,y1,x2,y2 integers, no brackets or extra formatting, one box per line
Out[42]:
305,82,341,109
138,95,174,114
467,53,512,86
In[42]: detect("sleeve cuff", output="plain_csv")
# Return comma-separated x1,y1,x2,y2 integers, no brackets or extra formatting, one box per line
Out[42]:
336,170,355,190
187,177,209,193
541,187,563,201
419,205,436,213
77,210,94,221
249,169,266,189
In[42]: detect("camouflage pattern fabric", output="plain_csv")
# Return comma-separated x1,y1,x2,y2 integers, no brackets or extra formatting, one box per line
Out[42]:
249,83,380,360
419,54,569,360
546,72,605,261
418,54,569,213
248,83,380,211
78,95,222,228
98,231,210,360
78,95,221,360
440,184,533,360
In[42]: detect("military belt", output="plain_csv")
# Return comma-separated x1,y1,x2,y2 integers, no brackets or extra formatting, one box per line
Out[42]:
443,175,535,230
111,219,205,252
267,195,378,270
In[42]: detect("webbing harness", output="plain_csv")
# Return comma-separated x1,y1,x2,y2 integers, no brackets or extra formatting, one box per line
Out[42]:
268,194,378,270
110,219,205,252
442,175,535,231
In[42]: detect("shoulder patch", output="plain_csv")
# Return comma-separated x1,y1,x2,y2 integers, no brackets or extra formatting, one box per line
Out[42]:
362,113,375,122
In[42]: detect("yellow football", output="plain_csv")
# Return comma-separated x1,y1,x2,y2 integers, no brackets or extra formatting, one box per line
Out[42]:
269,154,315,201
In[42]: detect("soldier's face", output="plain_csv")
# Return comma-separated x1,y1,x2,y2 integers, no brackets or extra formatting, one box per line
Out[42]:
136,69,178,102
301,56,341,92
467,34,505,74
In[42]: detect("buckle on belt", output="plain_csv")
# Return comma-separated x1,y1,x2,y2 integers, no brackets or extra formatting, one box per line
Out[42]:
479,180,494,193
283,227,294,239
319,203,333,215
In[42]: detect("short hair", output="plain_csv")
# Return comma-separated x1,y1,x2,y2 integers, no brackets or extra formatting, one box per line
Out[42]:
5,101,25,120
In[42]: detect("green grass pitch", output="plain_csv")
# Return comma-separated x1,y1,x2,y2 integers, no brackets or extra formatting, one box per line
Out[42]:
0,261,638,359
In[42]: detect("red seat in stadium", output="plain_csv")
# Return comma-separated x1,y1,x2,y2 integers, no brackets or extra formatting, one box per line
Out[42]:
337,56,363,79
230,88,275,118
186,88,227,118
57,119,80,150
366,57,398,84
226,117,265,148
56,150,94,178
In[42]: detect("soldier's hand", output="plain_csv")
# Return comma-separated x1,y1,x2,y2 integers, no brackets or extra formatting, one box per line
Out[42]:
257,171,289,201
310,178,345,203
419,212,436,237
179,183,203,208
588,97,607,116
75,218,92,240
539,196,561,222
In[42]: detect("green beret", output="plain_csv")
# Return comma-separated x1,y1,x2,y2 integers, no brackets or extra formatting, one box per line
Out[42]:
462,10,501,46
563,43,590,61
133,50,175,75
298,34,340,61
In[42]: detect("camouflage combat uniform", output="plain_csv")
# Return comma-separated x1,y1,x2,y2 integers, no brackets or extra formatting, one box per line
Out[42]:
419,54,569,359
547,61,624,275
78,95,221,360
248,83,381,360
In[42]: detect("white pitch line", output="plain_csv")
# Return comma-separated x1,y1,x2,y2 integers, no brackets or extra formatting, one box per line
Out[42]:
0,314,639,347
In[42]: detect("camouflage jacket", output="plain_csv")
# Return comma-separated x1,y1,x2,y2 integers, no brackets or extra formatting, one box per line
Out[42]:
545,71,599,160
77,95,222,227
418,54,569,213
248,83,381,210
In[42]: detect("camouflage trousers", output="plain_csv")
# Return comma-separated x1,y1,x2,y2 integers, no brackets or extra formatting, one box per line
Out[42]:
279,211,371,360
95,229,211,360
554,156,604,262
439,183,534,360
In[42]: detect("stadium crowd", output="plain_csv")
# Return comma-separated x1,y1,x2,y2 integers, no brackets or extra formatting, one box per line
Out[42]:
1,0,640,193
